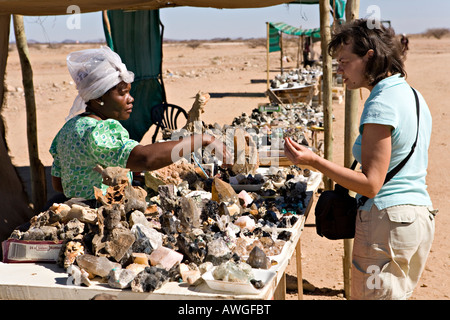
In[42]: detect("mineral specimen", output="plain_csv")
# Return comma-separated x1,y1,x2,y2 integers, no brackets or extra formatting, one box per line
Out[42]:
104,205,124,231
64,204,97,224
159,211,180,235
132,252,149,265
76,254,120,278
29,205,65,228
105,228,135,262
22,227,45,240
212,261,254,283
198,261,214,275
131,223,163,254
93,164,148,214
47,203,71,224
233,237,254,257
62,240,85,269
93,165,130,186
234,215,256,232
249,238,285,257
148,246,183,271
90,203,135,262
224,203,241,216
126,263,147,275
231,128,259,175
177,232,207,265
158,185,179,212
246,246,271,270
145,159,198,192
129,210,150,228
130,266,170,293
179,262,202,285
60,218,85,240
211,177,238,205
238,190,254,208
277,230,292,241
123,184,147,214
67,264,91,287
206,238,232,265
250,279,265,289
201,200,219,222
178,196,201,230
25,226,58,241
108,267,136,289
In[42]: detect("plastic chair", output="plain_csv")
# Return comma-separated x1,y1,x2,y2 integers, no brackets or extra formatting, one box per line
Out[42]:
151,103,188,143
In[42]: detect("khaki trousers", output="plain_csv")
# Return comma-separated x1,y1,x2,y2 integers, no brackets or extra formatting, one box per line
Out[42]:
351,204,436,300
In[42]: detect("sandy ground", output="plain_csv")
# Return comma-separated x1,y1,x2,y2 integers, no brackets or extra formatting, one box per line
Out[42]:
2,36,449,300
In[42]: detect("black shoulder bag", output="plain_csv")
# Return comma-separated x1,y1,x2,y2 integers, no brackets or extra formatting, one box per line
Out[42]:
315,87,420,240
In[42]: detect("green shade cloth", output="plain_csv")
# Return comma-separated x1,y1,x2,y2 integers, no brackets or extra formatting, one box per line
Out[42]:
268,22,321,52
268,23,282,52
103,10,165,141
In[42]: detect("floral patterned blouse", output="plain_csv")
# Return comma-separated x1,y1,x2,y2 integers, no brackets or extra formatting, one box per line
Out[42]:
50,115,139,200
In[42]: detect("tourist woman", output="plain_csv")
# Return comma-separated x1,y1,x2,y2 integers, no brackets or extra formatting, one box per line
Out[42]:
284,19,435,300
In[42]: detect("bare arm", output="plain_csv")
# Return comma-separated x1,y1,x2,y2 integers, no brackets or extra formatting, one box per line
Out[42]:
52,176,64,193
284,123,391,198
126,134,230,172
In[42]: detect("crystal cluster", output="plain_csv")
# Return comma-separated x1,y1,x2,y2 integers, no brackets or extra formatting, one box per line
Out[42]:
212,260,254,283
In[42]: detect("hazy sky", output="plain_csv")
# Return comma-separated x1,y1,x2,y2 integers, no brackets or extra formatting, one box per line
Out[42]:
9,0,450,43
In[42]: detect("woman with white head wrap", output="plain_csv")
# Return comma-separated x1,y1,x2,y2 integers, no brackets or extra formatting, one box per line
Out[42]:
66,46,135,121
48,47,230,207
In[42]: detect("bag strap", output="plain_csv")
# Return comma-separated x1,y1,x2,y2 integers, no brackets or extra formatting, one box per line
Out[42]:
354,86,420,206
383,87,420,184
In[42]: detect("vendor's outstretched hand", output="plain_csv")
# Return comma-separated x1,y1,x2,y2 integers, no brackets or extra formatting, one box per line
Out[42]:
284,137,317,167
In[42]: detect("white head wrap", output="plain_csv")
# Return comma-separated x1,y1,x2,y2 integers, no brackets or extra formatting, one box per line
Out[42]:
66,46,134,121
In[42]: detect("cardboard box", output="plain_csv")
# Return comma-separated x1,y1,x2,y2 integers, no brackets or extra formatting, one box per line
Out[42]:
2,239,63,263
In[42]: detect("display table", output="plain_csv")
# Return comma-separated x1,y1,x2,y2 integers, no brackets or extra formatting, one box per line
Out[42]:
268,85,316,105
0,176,321,300
0,262,277,300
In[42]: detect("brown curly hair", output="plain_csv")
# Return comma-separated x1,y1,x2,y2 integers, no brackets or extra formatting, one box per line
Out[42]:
328,19,406,87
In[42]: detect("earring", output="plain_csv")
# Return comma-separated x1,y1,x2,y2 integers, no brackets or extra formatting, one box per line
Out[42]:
99,101,104,106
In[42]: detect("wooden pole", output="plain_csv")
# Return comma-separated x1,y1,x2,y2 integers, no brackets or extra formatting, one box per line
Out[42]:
280,31,283,73
102,10,112,35
319,0,333,190
13,15,47,212
332,0,336,32
296,239,303,300
0,15,9,112
300,35,304,68
266,22,270,90
343,0,360,300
